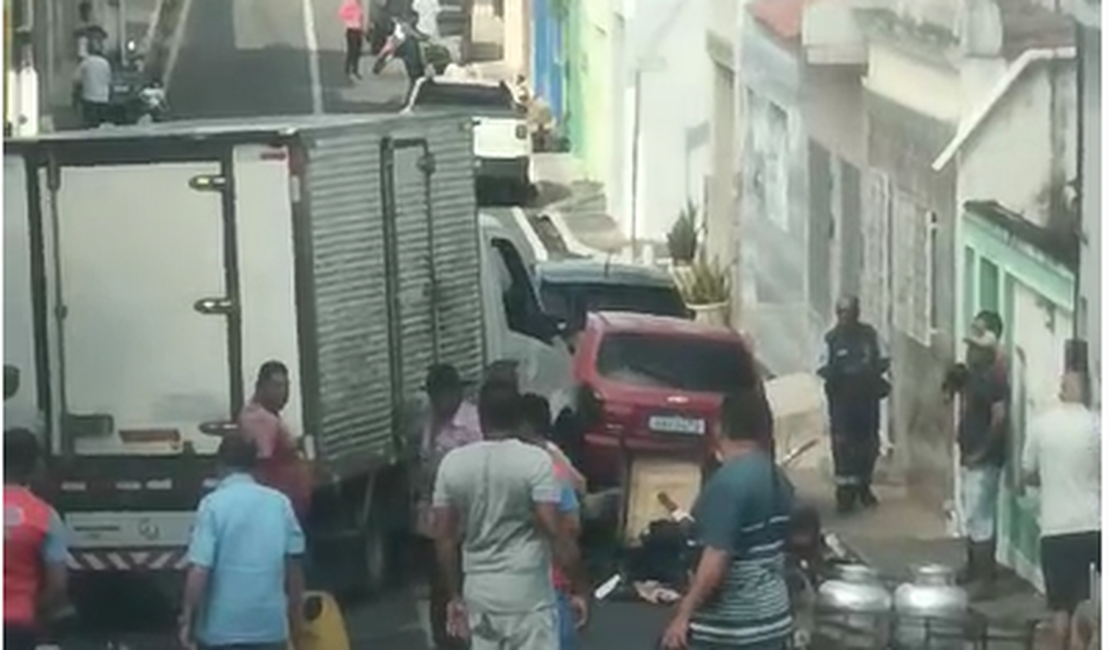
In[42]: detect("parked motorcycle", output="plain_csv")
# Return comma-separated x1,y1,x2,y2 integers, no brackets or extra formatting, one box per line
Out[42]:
106,40,169,125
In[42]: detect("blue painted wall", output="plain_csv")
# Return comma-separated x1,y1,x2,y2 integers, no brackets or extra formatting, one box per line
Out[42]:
532,0,565,123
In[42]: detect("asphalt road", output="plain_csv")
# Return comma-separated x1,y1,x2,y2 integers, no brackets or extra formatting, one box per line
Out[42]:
59,1,662,648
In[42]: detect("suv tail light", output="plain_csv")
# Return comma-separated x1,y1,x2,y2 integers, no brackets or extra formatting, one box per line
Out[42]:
515,124,529,140
577,384,632,435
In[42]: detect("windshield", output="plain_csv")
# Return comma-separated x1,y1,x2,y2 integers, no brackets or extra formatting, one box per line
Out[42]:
411,81,516,110
596,332,757,393
540,282,688,323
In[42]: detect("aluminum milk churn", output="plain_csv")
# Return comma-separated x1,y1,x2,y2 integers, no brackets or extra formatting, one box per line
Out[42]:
816,564,892,648
893,564,969,649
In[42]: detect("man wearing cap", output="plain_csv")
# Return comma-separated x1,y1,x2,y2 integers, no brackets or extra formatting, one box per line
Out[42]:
817,296,890,513
950,310,1009,596
419,363,482,650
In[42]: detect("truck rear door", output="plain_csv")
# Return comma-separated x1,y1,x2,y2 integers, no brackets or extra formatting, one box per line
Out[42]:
42,159,235,458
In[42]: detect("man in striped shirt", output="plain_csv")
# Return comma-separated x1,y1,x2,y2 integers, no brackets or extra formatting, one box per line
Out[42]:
662,388,794,650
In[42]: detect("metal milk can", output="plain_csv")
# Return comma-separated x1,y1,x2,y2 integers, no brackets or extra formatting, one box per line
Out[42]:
816,564,893,648
893,564,969,649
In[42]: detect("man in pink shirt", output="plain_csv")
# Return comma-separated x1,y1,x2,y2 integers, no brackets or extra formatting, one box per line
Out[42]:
237,361,310,521
420,364,482,650
338,0,364,80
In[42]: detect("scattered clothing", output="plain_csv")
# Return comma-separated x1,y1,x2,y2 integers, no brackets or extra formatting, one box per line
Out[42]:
186,473,305,647
433,439,562,649
1023,401,1101,613
4,485,69,650
237,401,311,520
688,453,794,649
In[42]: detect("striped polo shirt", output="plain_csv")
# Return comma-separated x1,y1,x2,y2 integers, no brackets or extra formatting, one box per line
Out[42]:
689,453,794,649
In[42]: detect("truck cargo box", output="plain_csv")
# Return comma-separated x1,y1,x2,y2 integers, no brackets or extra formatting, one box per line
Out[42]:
5,114,484,482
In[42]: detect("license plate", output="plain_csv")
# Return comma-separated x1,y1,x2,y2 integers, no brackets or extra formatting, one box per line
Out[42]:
648,415,705,435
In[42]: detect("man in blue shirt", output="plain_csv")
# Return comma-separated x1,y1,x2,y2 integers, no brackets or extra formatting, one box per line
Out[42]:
179,435,306,650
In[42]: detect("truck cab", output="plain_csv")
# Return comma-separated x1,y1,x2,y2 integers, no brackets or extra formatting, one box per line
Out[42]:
478,214,574,417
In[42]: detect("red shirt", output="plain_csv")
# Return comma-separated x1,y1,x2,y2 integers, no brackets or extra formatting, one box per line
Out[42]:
4,486,66,626
237,402,311,519
550,458,575,592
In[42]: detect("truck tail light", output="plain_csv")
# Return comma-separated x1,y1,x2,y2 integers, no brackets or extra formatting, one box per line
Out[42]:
515,124,528,140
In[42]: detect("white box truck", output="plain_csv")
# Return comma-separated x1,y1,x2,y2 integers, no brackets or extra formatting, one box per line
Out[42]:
3,113,575,609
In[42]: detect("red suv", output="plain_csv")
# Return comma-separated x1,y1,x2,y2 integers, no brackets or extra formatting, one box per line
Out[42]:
568,311,767,488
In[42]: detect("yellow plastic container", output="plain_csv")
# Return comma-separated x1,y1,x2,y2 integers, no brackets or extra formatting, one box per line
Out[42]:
290,591,349,650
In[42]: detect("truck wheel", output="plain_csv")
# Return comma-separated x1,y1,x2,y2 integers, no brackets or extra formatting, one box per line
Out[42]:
359,518,387,597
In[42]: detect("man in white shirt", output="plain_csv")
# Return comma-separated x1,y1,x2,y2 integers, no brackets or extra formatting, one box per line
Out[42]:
1021,371,1101,650
72,41,112,128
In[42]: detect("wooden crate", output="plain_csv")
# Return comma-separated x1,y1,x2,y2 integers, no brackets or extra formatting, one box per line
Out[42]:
621,454,704,543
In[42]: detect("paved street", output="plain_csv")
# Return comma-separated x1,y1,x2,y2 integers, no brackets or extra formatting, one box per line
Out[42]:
167,0,410,119
67,1,667,648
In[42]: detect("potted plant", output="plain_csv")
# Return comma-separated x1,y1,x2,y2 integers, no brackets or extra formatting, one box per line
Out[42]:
677,252,731,327
666,201,699,265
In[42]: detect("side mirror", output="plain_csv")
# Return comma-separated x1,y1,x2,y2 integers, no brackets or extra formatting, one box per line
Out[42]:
4,365,20,400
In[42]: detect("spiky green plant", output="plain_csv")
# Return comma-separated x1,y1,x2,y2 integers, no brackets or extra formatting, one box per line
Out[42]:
667,201,700,264
678,253,731,305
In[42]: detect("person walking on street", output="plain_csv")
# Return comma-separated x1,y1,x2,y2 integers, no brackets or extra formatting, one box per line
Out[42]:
432,381,586,650
817,295,890,513
72,40,111,128
338,0,365,80
947,310,1008,597
238,361,311,523
521,393,589,650
1021,371,1100,650
661,387,794,650
419,363,483,650
179,435,306,650
4,429,69,650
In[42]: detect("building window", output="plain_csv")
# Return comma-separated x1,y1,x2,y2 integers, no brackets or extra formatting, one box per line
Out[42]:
861,171,892,341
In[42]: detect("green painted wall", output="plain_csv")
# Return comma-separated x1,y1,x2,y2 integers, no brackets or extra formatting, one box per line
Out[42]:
560,0,611,181
562,0,584,155
578,0,611,182
960,211,1076,591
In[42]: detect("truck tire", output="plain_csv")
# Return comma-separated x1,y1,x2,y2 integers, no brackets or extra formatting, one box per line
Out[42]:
359,516,387,598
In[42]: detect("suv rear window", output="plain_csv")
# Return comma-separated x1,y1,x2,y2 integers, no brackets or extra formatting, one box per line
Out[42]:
411,81,516,110
540,282,688,322
595,332,757,393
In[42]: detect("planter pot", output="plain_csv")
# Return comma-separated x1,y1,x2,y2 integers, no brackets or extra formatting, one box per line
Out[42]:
687,301,729,327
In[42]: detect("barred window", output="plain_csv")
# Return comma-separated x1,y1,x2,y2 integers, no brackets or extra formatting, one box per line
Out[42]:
861,171,892,341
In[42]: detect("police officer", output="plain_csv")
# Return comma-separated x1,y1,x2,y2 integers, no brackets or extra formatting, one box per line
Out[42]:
817,296,890,513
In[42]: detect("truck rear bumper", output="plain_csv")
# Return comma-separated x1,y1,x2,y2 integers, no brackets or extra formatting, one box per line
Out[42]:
67,547,189,572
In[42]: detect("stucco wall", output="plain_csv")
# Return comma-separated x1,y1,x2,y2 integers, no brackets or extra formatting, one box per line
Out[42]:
738,20,815,376
1077,26,1101,399
866,90,959,510
617,0,711,242
866,41,963,123
958,62,1078,227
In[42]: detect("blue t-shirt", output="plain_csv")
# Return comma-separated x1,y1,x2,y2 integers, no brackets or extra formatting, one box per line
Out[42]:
187,473,305,646
689,453,794,648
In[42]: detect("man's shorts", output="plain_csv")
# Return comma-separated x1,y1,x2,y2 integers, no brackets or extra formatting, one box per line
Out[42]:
1041,531,1101,613
555,590,579,650
959,465,1001,543
468,606,559,650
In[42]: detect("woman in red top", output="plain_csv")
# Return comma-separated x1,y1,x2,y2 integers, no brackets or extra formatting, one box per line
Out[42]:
237,361,311,520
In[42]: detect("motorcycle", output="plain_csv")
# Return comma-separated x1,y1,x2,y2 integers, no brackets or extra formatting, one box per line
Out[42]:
106,40,170,125
592,439,833,647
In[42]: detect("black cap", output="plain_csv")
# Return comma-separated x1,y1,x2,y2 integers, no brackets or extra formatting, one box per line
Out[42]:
424,363,464,394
